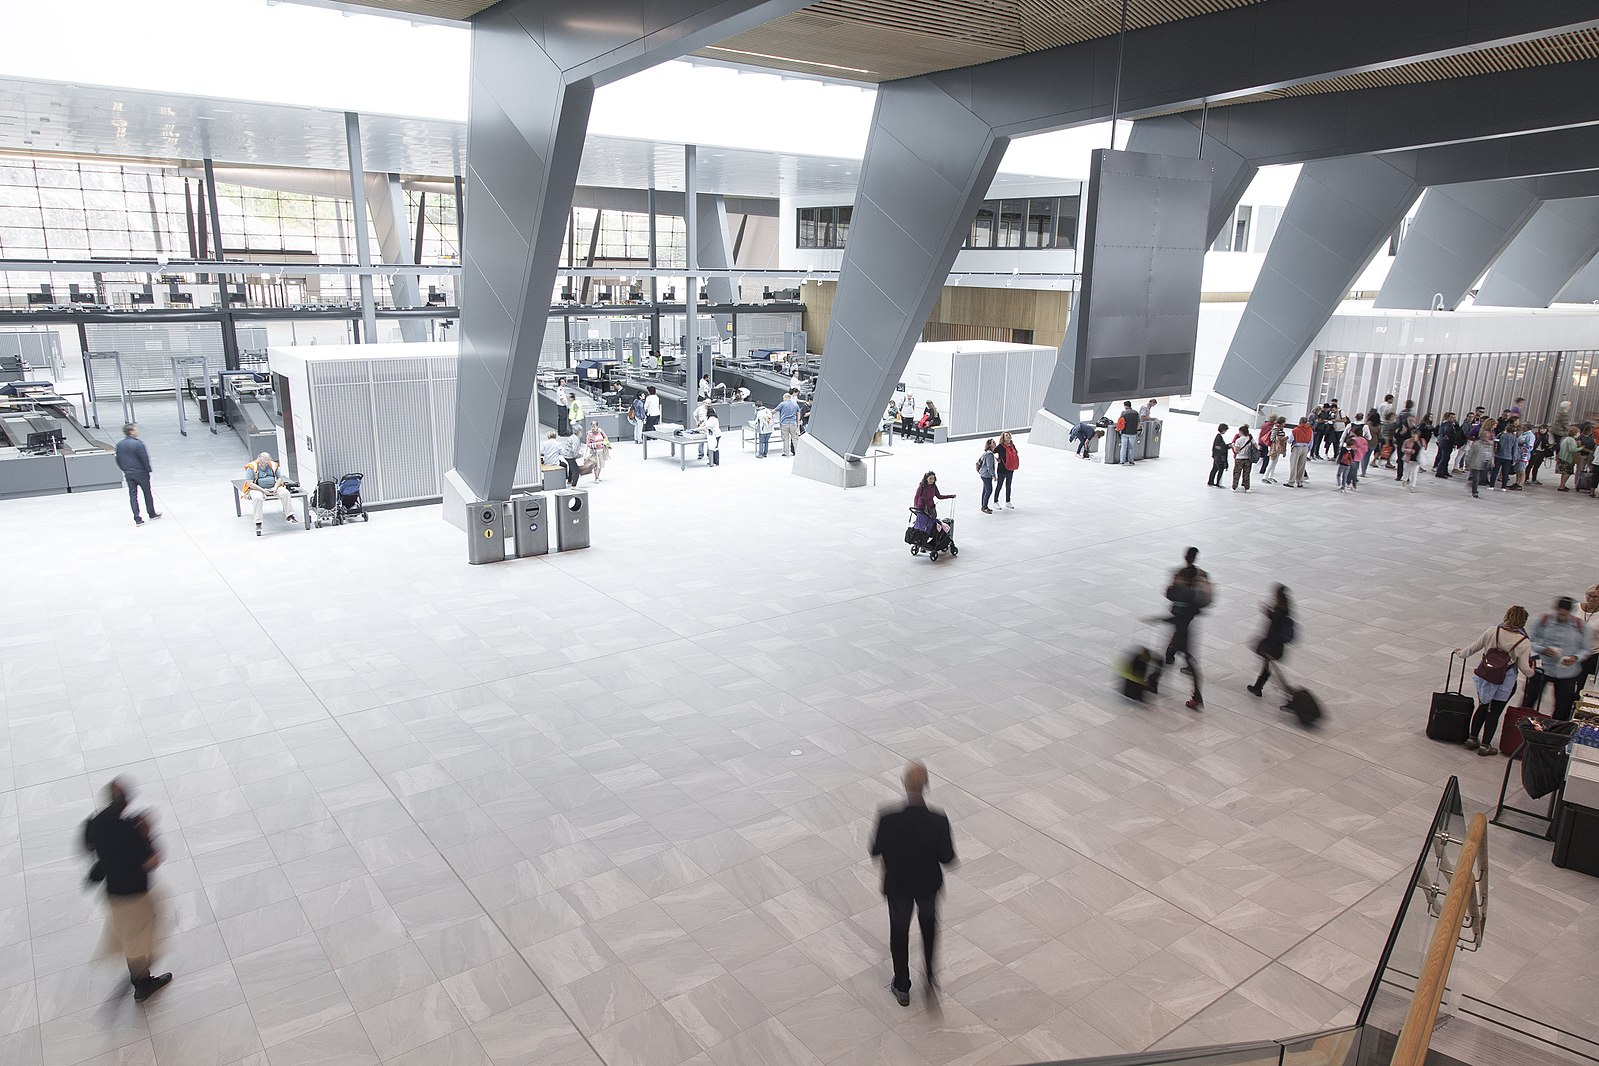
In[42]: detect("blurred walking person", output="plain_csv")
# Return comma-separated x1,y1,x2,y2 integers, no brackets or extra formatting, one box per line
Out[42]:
84,779,172,1003
870,762,956,1006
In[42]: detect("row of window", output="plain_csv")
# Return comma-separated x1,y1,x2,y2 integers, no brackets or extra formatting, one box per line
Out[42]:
796,196,1083,252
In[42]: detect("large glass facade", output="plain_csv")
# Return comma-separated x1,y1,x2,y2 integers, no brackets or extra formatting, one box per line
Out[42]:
795,196,1079,251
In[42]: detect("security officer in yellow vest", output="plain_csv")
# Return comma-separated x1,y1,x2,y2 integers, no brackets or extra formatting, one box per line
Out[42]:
242,452,297,535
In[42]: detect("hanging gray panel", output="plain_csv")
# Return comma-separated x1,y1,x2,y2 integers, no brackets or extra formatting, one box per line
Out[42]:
1070,150,1211,405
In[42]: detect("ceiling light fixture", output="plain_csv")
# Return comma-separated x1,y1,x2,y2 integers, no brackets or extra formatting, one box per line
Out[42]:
701,46,875,78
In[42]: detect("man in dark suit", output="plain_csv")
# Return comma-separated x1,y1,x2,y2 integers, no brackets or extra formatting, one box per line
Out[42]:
869,762,956,1006
114,424,160,526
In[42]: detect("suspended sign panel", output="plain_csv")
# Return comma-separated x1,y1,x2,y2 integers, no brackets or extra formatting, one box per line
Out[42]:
1072,149,1212,404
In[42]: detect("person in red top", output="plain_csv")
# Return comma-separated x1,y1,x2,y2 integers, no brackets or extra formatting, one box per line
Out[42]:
993,432,1020,510
1287,417,1313,488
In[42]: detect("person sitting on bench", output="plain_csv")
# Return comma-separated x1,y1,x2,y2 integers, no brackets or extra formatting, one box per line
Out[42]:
242,452,296,535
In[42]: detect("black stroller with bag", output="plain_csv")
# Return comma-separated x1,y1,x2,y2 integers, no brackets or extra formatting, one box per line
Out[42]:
310,472,369,527
905,507,957,561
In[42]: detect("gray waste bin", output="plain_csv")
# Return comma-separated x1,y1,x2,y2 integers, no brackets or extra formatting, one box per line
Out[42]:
510,494,549,558
553,489,590,551
1141,417,1163,459
466,501,506,565
1103,426,1122,464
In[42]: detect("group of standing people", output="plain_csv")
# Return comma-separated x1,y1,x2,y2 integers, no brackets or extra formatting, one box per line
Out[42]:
1213,394,1595,501
974,433,1020,513
1455,593,1596,754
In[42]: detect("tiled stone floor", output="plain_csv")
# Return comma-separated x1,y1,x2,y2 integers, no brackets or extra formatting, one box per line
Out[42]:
0,398,1595,1066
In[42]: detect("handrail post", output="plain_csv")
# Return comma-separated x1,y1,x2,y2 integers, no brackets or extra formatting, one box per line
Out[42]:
1390,812,1487,1066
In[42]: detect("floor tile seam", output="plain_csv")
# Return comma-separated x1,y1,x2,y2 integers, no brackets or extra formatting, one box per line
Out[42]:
114,508,584,1066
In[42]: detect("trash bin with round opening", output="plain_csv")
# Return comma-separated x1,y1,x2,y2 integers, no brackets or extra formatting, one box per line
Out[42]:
465,500,506,565
553,489,590,551
511,493,549,558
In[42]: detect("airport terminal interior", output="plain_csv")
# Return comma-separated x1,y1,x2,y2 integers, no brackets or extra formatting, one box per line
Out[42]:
2,2,1599,1066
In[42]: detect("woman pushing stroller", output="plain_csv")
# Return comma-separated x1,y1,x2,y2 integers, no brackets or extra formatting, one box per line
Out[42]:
907,471,958,559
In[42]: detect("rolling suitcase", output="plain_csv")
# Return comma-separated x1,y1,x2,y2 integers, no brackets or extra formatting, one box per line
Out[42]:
1499,706,1550,757
1427,652,1474,742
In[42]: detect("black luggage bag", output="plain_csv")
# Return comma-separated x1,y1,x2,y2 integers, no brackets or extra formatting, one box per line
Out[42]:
1427,652,1474,742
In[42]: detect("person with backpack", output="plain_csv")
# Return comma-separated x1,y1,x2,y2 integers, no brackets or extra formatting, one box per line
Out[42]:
1528,423,1555,485
1432,412,1460,477
1230,423,1255,492
1116,401,1141,465
976,439,997,514
755,404,775,458
1159,547,1211,711
1491,418,1521,491
1247,585,1296,698
1264,417,1288,484
1523,597,1587,720
1255,421,1273,479
1462,430,1491,498
1455,606,1534,755
993,432,1020,508
1207,423,1230,487
1400,431,1425,492
1338,420,1369,492
629,392,646,444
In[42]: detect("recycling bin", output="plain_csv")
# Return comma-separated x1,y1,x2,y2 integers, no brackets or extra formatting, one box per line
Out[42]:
511,494,549,558
553,489,590,551
1103,426,1122,464
465,501,506,565
1141,417,1163,459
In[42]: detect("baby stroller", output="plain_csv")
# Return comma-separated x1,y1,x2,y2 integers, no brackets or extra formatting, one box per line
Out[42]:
334,472,368,524
905,507,957,561
310,473,368,527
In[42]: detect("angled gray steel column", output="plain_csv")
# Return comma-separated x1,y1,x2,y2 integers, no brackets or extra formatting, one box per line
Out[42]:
795,81,1008,486
1213,154,1422,410
1559,254,1599,303
1374,179,1542,310
1475,197,1599,307
367,173,426,341
344,112,378,344
445,0,809,518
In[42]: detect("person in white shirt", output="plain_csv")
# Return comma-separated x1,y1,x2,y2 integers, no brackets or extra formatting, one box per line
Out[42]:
1139,399,1157,419
897,394,918,438
755,405,775,458
790,371,803,393
539,431,564,479
704,410,722,467
698,375,712,400
643,386,661,433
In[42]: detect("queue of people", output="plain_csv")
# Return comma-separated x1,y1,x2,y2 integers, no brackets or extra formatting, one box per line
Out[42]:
1216,395,1594,501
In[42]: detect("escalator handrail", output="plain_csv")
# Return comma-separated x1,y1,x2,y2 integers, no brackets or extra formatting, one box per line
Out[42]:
1356,776,1462,1026
1390,811,1487,1066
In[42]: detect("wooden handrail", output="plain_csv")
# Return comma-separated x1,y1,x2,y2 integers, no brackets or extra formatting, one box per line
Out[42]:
1390,812,1488,1066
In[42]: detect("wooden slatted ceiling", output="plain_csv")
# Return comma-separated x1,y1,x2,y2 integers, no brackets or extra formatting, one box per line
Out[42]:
1138,26,1599,115
698,0,1266,81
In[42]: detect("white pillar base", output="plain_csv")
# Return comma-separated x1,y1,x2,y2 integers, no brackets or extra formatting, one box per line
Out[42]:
1198,393,1258,429
1028,409,1077,450
441,468,474,530
791,433,868,488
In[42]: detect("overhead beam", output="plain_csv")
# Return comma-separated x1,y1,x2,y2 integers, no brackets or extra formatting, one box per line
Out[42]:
445,0,807,512
803,0,1599,480
1559,254,1599,304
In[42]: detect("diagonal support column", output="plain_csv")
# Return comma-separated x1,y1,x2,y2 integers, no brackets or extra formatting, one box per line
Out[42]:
1212,154,1422,410
1559,254,1599,304
367,172,427,341
1374,179,1542,310
795,81,1008,485
697,195,737,307
444,0,807,518
1474,197,1599,307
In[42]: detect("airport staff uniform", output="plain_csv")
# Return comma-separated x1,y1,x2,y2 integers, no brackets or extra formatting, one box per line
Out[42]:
242,457,296,530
